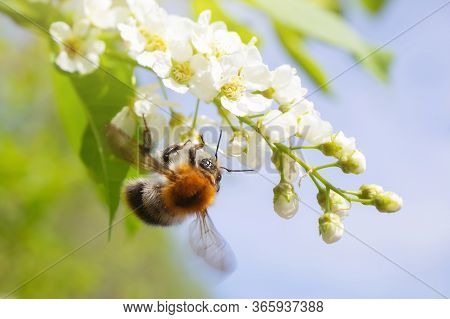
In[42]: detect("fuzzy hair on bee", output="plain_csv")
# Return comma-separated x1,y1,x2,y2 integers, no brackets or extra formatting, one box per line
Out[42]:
125,142,221,226
105,112,242,272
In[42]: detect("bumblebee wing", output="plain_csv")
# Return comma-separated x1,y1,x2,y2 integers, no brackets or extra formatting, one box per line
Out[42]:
189,210,236,272
106,123,172,177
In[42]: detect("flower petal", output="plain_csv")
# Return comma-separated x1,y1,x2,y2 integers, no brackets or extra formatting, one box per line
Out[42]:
50,22,72,42
55,51,77,73
241,93,272,113
221,96,248,116
75,55,98,75
162,78,189,94
241,64,271,91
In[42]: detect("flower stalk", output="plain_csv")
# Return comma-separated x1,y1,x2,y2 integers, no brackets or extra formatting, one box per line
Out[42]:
44,0,402,244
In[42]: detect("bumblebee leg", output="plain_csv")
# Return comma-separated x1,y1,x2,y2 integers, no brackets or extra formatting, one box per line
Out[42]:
189,142,205,166
141,115,152,155
162,144,183,165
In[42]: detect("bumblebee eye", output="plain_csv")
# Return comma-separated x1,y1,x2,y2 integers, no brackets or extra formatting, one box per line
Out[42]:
216,173,222,183
200,158,215,171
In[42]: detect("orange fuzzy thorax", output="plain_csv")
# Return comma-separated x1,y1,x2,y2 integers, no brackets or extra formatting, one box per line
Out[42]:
161,164,216,215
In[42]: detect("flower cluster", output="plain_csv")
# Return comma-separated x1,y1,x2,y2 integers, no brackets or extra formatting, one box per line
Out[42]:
48,0,402,244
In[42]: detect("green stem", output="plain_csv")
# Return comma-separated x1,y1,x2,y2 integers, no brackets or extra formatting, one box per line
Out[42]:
191,99,200,129
349,198,374,205
279,154,287,183
310,174,322,191
247,113,265,119
238,115,351,203
157,77,168,100
274,143,350,202
238,116,277,152
291,145,320,150
216,103,240,132
313,162,339,171
325,187,331,212
343,190,361,196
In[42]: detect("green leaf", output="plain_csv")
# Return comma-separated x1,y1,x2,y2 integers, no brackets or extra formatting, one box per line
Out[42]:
311,0,342,13
249,0,392,82
53,56,134,231
275,24,330,92
360,0,388,14
191,0,258,44
0,0,62,30
52,69,87,152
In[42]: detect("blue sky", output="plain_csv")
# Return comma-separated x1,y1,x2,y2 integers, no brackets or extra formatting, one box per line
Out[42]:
165,0,450,298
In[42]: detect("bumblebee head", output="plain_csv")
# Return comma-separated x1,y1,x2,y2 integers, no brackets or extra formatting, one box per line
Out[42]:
198,156,222,192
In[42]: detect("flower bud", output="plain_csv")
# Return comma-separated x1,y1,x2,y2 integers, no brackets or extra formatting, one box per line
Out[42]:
338,150,366,174
273,182,299,219
374,191,403,213
359,184,383,200
110,106,136,136
317,190,349,218
319,131,356,158
318,213,344,244
227,132,248,157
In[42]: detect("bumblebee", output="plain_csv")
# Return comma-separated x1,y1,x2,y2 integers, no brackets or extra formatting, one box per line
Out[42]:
106,116,247,272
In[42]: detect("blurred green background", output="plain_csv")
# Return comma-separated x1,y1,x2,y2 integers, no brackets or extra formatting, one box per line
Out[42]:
0,22,206,298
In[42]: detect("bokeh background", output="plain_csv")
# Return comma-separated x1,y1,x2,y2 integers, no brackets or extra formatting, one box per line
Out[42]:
1,0,449,298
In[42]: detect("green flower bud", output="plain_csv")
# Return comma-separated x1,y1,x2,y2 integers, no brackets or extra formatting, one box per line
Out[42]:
359,184,384,200
318,213,344,244
319,131,356,158
317,189,349,217
273,182,299,219
319,142,341,157
374,191,403,213
338,150,366,174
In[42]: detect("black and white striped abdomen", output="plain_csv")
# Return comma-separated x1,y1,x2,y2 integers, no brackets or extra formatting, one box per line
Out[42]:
125,175,185,226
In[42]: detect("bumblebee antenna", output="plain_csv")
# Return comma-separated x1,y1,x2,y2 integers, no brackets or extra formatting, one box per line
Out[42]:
215,129,223,159
220,167,254,173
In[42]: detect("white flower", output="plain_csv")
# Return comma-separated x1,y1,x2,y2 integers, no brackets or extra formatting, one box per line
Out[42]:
226,132,248,157
288,99,333,144
298,113,333,145
374,192,403,213
192,10,243,58
83,0,129,29
319,213,344,244
317,190,350,218
110,106,136,136
270,65,307,105
261,110,297,143
50,20,105,75
273,182,299,219
162,53,218,101
216,45,272,116
338,150,366,174
320,131,356,158
126,0,165,25
132,83,177,117
118,1,175,75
